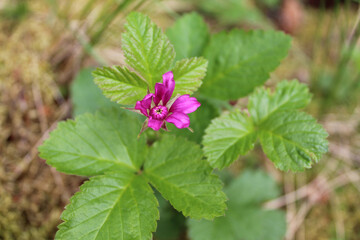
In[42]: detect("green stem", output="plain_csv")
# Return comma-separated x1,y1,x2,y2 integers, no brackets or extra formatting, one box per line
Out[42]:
79,0,97,19
330,5,360,99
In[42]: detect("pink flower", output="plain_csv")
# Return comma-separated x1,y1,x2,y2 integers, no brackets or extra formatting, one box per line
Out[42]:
134,71,201,131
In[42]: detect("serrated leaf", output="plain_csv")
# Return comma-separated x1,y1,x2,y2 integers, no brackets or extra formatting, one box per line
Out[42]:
203,111,257,169
39,108,147,176
93,66,148,105
71,68,116,116
172,57,207,96
249,80,312,124
259,111,328,171
188,170,286,240
144,135,227,220
199,30,291,100
168,97,220,143
56,171,159,240
122,12,175,88
154,193,186,240
166,12,210,61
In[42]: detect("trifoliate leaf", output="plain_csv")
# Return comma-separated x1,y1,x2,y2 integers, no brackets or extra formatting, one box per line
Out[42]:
188,170,286,240
259,111,328,171
168,97,220,143
122,12,175,88
203,110,257,169
93,66,148,105
172,57,207,96
202,80,328,172
199,30,291,100
144,135,227,220
71,68,116,116
166,12,210,61
39,108,147,176
248,80,312,124
56,171,159,240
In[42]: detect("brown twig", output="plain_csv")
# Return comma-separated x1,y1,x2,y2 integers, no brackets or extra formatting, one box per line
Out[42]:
50,167,70,202
286,200,313,240
347,5,360,45
265,168,360,210
330,192,345,240
265,176,327,209
284,174,296,229
266,168,360,240
32,82,48,133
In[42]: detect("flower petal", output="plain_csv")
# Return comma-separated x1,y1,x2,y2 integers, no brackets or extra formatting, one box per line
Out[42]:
154,71,175,105
148,118,164,131
166,112,190,129
162,71,175,103
135,93,154,116
170,95,201,114
154,83,166,105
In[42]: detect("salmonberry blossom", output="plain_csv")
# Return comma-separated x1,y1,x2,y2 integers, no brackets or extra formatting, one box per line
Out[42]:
134,71,201,132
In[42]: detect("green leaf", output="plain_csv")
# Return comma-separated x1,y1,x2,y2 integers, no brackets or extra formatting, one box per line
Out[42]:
259,111,328,171
122,12,175,88
168,97,220,143
203,110,257,169
225,170,280,204
199,30,291,100
172,57,208,96
93,66,148,105
166,12,210,61
248,80,312,124
39,108,147,176
188,170,286,240
202,80,328,172
257,0,280,7
198,0,266,25
154,193,185,240
144,135,227,220
71,68,117,116
56,171,159,240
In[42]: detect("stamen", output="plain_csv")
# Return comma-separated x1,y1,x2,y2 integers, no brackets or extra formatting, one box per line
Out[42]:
150,105,168,120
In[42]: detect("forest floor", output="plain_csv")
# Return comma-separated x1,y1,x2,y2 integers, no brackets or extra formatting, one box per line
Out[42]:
0,0,359,239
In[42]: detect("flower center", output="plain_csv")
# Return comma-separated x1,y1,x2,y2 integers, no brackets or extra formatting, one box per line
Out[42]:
150,105,168,120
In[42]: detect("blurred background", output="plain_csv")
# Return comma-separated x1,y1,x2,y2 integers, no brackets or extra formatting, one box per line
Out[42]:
0,0,360,239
